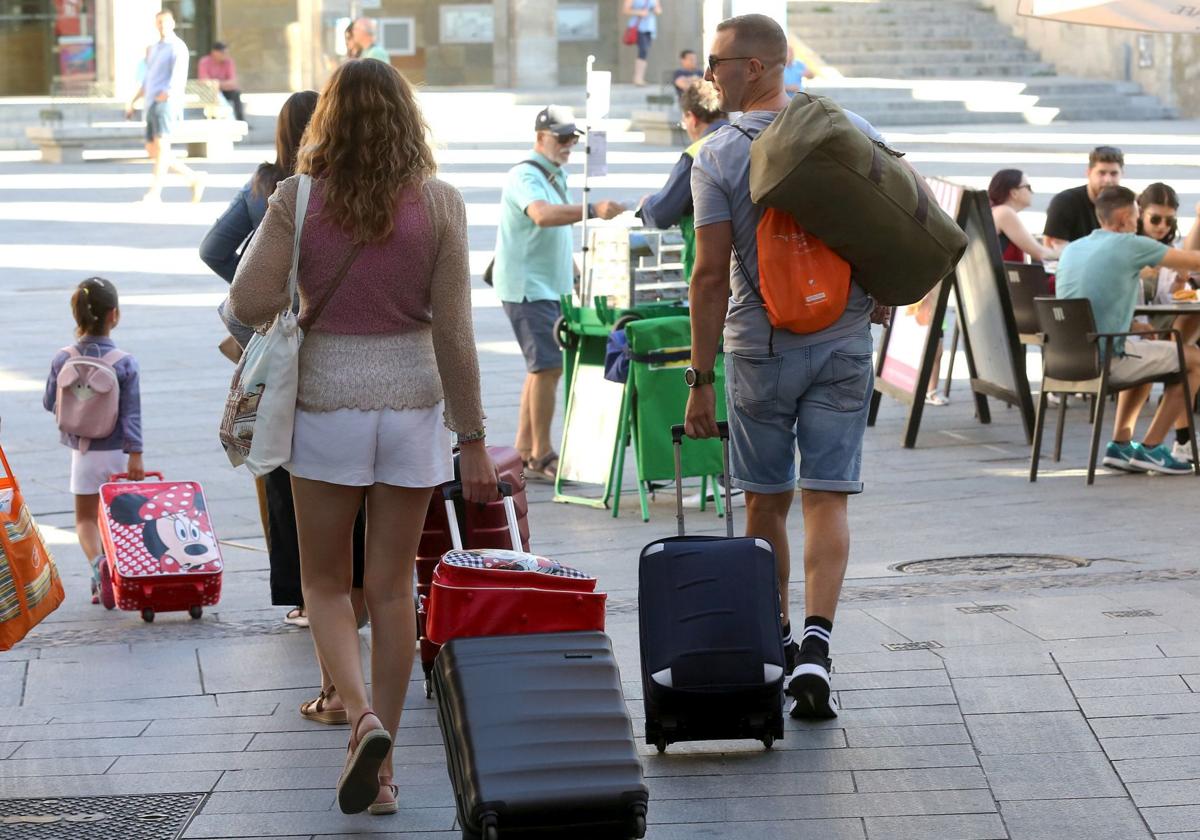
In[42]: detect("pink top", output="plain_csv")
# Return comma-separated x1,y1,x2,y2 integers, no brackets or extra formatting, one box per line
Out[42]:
198,54,236,84
298,183,434,335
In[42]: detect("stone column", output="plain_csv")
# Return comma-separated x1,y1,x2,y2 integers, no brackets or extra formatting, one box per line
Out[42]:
95,0,161,100
508,0,558,89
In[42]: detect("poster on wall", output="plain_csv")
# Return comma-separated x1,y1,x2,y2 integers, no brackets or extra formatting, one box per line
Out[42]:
558,3,600,40
440,4,494,44
57,36,96,82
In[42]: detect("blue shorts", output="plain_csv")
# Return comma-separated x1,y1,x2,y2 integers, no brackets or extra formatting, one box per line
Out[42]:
502,298,563,373
145,100,176,141
725,330,873,495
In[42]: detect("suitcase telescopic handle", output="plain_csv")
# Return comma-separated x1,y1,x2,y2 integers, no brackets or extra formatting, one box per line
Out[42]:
108,472,165,482
669,423,733,539
440,481,522,553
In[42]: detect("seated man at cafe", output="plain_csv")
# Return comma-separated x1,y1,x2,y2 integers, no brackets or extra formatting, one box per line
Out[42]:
1055,185,1200,475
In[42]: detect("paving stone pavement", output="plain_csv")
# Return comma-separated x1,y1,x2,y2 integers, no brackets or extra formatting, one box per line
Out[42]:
2,109,1200,838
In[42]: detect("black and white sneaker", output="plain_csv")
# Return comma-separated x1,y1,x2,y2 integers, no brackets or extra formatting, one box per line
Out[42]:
783,640,800,691
787,650,839,719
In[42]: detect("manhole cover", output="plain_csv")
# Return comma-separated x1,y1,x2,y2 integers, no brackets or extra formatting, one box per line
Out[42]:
0,794,204,840
892,554,1092,576
956,604,1014,614
883,641,943,651
1104,609,1159,618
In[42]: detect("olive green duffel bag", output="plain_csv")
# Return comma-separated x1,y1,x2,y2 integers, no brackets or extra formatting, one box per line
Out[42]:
748,93,967,306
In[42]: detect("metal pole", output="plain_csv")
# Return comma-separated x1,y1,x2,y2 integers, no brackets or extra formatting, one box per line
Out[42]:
580,54,594,305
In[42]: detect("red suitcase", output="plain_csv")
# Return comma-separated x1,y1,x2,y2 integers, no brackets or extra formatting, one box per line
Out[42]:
426,482,605,653
416,446,529,697
98,473,223,623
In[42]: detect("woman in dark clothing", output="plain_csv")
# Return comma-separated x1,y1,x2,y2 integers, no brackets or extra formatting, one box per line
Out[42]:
201,90,365,725
988,168,1060,264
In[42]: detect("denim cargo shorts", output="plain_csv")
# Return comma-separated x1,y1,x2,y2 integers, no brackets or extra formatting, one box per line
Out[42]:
725,329,874,495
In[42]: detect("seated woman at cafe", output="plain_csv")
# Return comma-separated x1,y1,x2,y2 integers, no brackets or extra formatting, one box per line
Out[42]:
989,169,1061,264
1137,182,1200,346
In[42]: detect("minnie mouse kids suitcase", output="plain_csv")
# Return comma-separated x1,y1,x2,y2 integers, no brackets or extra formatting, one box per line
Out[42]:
98,473,223,622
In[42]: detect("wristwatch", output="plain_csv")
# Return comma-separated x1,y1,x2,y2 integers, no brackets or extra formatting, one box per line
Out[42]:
684,366,716,388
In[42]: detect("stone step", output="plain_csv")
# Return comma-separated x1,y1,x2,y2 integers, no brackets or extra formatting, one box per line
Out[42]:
793,23,1010,39
790,2,996,20
799,35,1028,53
827,62,1057,78
819,48,1044,66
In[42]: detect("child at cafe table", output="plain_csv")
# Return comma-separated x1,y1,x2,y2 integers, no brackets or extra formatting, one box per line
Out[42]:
1054,186,1200,475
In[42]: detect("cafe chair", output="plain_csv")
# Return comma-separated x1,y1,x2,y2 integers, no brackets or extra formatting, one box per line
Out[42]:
1030,297,1199,485
1004,262,1052,345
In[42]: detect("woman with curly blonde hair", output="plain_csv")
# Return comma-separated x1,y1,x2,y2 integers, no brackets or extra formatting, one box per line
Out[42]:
230,58,499,816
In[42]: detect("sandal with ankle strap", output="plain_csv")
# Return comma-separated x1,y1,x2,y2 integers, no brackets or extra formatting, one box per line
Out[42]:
337,710,392,814
299,685,348,725
368,776,399,816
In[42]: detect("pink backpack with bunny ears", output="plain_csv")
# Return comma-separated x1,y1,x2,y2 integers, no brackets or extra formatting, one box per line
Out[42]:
55,346,127,452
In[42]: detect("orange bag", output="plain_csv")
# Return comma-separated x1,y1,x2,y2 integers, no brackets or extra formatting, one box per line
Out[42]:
0,443,64,650
755,208,851,334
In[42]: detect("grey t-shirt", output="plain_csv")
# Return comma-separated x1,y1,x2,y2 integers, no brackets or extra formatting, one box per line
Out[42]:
690,108,884,354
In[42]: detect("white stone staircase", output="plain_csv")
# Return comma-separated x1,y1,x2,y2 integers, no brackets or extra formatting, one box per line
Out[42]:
791,0,1176,126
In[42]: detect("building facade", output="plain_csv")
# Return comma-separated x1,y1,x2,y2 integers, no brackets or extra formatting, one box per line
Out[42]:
0,0,704,98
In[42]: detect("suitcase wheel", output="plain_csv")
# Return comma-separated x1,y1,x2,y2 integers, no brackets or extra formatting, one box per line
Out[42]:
141,608,155,623
189,605,203,620
654,736,667,754
628,811,647,839
482,815,499,840
762,734,776,750
424,678,432,699
98,561,116,611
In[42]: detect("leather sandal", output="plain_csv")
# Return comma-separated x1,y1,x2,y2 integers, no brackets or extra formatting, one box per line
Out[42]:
299,685,348,725
368,776,399,816
524,451,559,482
336,710,391,814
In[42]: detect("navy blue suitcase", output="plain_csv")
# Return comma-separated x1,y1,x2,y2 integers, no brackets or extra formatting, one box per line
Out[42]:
638,423,785,752
433,632,649,840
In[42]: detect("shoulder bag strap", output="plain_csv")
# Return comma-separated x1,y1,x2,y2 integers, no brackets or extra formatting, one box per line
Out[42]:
286,175,312,310
521,159,569,204
298,242,364,332
726,122,774,355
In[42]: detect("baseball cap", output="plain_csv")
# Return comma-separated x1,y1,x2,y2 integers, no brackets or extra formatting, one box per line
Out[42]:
535,105,582,138
212,41,228,51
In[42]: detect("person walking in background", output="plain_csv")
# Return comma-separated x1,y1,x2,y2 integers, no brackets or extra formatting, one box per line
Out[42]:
686,13,886,720
492,106,623,482
783,44,815,96
636,80,728,281
43,278,144,606
625,0,662,86
198,41,245,122
124,9,205,203
349,18,389,63
988,169,1060,264
1043,145,1124,251
229,59,500,816
200,90,369,723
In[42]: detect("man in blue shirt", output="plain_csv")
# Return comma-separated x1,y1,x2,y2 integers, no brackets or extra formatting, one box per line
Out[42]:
125,10,204,203
783,45,814,97
1056,185,1200,474
492,106,623,481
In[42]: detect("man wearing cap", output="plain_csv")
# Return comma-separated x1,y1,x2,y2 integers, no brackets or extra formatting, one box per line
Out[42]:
198,41,244,121
492,106,624,482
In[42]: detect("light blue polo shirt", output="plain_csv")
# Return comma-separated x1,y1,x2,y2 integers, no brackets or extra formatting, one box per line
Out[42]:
1055,230,1168,357
492,152,574,303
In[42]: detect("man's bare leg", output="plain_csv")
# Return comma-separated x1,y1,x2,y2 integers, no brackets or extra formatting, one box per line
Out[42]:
147,137,205,201
528,367,561,464
1113,383,1152,443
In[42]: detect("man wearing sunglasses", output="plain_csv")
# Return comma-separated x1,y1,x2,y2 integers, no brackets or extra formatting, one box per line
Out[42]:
492,106,624,482
684,14,886,721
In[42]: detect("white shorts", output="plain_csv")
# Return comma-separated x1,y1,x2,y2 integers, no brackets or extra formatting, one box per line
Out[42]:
287,404,454,488
70,448,127,496
1110,339,1181,387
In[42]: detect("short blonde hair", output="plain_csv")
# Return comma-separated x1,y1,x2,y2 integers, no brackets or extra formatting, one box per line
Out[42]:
680,80,726,123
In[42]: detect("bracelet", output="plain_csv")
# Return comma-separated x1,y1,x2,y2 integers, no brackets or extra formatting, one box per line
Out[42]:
457,428,486,443
587,202,596,220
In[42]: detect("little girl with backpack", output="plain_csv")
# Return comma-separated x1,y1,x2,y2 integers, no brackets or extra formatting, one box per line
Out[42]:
43,277,144,605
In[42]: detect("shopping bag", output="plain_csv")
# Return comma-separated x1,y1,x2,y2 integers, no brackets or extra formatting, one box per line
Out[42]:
219,175,310,476
0,442,65,650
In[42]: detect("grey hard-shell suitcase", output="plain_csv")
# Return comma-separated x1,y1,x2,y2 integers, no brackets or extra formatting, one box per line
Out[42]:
432,631,649,840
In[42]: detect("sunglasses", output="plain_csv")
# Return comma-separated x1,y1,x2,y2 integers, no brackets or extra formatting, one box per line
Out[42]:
1148,214,1176,226
553,134,580,146
1017,183,1033,192
707,54,754,73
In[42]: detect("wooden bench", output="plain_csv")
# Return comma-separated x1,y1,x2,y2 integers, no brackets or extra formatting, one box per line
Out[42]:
25,119,248,163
